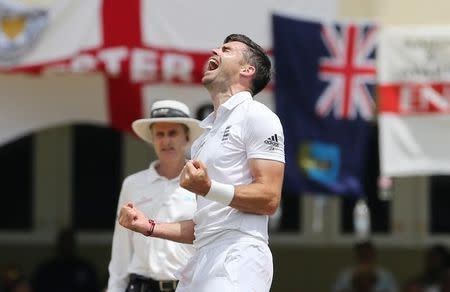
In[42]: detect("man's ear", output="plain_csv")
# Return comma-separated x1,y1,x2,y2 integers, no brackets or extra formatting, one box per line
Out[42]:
241,65,255,77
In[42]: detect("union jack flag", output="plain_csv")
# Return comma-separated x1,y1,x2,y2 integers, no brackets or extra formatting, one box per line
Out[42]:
317,23,378,120
273,15,377,197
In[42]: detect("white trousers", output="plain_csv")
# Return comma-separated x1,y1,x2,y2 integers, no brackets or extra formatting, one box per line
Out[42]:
176,238,273,292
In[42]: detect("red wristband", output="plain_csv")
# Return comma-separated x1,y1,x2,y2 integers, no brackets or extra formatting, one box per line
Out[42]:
145,219,156,237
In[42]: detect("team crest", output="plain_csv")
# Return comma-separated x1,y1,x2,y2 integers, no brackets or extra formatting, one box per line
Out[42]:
0,0,48,67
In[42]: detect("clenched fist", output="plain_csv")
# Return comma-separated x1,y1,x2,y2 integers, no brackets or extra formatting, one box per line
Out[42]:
180,160,211,196
118,203,150,235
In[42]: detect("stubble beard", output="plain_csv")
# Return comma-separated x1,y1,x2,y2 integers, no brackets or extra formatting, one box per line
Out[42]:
202,73,217,93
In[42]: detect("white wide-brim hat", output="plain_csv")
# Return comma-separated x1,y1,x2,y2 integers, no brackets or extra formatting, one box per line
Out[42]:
132,100,203,146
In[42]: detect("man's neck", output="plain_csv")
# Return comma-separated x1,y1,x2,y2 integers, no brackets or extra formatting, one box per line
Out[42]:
210,85,247,112
156,159,186,179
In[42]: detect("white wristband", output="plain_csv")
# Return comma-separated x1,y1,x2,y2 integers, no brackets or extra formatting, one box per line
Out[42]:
205,180,235,205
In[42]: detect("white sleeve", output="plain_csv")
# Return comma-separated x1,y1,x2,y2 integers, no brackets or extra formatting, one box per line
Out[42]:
107,180,133,292
244,106,285,163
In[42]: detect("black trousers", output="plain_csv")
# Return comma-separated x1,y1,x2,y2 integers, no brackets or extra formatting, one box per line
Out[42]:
125,274,178,292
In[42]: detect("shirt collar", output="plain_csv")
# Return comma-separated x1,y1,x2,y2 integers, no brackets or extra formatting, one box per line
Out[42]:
147,161,160,183
199,91,252,129
221,91,252,111
147,160,182,183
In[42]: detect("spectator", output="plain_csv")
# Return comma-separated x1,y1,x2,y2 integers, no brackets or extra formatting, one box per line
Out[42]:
414,244,449,292
0,265,32,292
333,240,397,292
440,269,450,292
402,278,423,292
31,228,99,292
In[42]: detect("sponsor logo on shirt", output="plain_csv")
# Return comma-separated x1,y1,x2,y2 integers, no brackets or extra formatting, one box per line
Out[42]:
264,134,281,151
264,134,279,147
264,134,282,151
221,125,231,142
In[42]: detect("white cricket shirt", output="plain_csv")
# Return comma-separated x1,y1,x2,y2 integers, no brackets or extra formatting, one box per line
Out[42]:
107,161,196,292
191,91,285,249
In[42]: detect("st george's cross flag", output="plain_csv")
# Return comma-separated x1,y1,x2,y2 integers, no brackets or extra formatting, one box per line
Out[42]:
273,14,378,196
0,0,336,146
378,26,450,176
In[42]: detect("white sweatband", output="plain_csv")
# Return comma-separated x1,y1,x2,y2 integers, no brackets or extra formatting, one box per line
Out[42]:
205,180,235,205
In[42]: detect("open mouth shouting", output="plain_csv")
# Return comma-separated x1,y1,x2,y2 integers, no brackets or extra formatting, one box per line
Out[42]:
206,57,219,72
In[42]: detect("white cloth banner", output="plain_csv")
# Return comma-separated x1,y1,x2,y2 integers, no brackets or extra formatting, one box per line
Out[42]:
0,0,337,146
378,26,450,176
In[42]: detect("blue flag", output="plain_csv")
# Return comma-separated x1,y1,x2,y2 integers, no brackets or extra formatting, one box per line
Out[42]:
273,14,378,196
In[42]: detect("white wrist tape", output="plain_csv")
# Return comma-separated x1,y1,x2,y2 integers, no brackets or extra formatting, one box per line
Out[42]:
205,180,235,205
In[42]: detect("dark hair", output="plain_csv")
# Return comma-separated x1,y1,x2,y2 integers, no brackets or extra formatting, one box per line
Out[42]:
426,243,450,268
353,240,376,262
354,240,375,252
223,34,271,96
